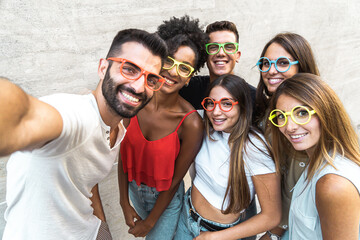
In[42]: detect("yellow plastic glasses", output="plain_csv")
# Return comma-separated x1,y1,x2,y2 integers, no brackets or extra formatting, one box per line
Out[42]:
162,56,194,78
269,105,316,127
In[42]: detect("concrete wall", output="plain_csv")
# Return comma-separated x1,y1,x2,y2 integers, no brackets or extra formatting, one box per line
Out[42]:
1,0,360,238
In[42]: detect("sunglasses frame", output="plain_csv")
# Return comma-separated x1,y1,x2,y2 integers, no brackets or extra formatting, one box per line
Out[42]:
107,57,165,91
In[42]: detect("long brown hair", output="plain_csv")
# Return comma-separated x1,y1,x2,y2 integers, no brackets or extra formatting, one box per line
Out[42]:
204,74,273,214
269,73,360,181
254,32,320,128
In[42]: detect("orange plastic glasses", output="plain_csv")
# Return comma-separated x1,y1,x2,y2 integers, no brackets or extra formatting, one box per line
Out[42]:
107,57,165,91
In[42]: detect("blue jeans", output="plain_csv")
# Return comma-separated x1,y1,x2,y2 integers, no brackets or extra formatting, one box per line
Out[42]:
128,180,184,240
174,187,257,240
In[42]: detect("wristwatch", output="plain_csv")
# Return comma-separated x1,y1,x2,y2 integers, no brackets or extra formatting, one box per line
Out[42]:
266,230,281,240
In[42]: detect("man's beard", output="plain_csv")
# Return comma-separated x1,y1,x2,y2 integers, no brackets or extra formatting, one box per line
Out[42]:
102,71,151,118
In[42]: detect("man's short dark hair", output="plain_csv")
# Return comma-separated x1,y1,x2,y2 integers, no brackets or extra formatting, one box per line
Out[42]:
106,29,168,60
205,21,239,43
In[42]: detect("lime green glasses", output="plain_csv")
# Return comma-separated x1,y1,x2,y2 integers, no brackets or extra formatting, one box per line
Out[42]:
162,56,194,78
269,106,317,127
205,42,239,55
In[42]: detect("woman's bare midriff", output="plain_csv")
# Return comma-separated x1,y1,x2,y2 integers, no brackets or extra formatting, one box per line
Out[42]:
191,185,241,224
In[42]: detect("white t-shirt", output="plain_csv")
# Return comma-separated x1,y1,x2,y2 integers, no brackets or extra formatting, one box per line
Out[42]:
193,131,275,210
3,93,125,240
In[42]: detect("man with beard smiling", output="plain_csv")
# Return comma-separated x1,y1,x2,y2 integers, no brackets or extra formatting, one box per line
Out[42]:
180,20,256,110
0,29,167,240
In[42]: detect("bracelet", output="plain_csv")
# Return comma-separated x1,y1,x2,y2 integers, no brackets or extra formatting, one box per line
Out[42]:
266,230,281,240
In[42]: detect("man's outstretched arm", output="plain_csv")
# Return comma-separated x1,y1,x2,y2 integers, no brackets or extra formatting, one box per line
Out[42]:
0,77,63,156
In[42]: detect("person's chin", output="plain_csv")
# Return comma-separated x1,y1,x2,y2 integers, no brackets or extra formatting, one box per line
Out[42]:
118,104,143,118
116,95,150,118
214,67,231,76
265,81,284,93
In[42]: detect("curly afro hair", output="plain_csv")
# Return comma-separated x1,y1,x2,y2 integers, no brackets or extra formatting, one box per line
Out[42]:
157,15,208,74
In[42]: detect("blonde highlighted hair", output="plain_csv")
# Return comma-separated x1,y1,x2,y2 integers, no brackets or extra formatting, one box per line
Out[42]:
269,73,360,181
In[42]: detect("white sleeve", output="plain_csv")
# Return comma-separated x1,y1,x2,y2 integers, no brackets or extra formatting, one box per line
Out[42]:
243,133,275,176
35,93,95,156
40,93,75,139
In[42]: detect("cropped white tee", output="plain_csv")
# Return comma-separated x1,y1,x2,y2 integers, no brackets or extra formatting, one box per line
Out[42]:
3,93,125,240
193,131,275,210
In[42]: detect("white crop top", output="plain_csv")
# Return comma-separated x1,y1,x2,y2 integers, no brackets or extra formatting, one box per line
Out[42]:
193,131,275,210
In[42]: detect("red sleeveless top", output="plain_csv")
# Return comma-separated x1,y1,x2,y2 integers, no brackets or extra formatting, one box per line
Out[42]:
121,110,196,191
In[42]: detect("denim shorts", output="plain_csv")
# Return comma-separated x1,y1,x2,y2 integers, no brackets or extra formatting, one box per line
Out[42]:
128,180,184,240
174,187,257,240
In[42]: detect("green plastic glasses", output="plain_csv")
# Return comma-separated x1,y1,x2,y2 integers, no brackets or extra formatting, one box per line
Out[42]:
205,42,239,55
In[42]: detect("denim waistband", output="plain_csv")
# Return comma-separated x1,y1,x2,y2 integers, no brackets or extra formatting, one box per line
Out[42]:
187,187,242,232
188,198,230,231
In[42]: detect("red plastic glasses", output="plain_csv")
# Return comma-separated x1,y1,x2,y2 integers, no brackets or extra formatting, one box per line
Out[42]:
201,97,239,112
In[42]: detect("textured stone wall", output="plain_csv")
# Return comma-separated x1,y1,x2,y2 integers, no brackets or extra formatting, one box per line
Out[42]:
1,0,360,238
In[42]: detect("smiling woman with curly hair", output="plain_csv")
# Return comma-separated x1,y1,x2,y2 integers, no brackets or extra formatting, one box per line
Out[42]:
118,15,208,240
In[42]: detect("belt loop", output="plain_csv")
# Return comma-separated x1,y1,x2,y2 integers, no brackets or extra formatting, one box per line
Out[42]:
196,216,202,235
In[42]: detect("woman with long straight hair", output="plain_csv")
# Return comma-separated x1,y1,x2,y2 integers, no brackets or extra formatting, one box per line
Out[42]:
255,33,320,240
254,32,319,129
268,73,360,239
175,74,281,240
